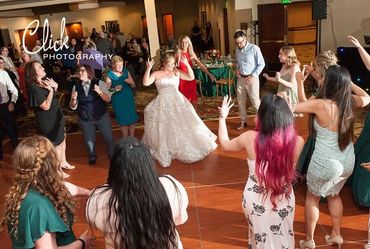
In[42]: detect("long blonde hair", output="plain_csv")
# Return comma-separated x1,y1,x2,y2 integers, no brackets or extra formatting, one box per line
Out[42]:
280,46,300,67
178,35,195,58
0,136,74,237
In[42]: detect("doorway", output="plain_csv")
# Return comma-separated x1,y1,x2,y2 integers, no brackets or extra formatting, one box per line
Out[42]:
162,13,174,44
258,1,317,71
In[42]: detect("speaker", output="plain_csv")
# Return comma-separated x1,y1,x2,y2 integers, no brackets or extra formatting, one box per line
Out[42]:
312,0,327,20
337,47,370,92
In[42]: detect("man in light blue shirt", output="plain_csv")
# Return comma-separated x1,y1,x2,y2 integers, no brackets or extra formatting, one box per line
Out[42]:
234,31,265,130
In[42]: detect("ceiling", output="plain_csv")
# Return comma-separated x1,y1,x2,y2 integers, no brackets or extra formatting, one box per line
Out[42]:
0,0,139,16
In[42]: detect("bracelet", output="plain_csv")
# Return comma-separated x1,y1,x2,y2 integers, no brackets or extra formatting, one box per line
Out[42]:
77,238,85,249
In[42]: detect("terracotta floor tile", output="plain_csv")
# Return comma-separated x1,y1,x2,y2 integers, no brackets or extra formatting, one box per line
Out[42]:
1,117,370,249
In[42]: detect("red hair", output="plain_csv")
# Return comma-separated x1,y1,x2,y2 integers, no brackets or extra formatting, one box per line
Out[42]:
253,94,298,208
254,124,297,208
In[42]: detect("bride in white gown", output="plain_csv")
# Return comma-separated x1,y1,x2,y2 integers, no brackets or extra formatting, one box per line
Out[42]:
142,52,217,167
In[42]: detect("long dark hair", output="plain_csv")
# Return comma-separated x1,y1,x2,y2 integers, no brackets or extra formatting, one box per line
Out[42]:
255,94,297,208
89,137,178,249
316,65,355,150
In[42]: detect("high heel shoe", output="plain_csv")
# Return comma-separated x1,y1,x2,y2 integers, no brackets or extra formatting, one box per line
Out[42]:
61,163,75,170
299,239,315,249
325,235,343,248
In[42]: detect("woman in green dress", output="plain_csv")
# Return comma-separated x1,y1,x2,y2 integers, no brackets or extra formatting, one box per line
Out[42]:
105,55,138,137
347,35,370,248
0,135,93,249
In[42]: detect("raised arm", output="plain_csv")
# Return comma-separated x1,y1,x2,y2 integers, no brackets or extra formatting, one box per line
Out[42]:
143,59,157,86
192,56,216,82
347,35,370,71
295,66,316,102
351,82,370,107
293,98,324,115
218,96,247,151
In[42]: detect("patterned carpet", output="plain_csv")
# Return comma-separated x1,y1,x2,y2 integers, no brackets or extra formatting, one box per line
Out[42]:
14,79,369,138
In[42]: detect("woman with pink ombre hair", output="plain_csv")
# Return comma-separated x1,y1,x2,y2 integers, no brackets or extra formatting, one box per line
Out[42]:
218,94,304,249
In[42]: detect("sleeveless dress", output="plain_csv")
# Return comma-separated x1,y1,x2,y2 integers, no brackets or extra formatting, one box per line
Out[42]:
142,74,217,167
243,159,295,249
107,69,138,126
306,119,355,197
178,52,197,102
277,73,298,104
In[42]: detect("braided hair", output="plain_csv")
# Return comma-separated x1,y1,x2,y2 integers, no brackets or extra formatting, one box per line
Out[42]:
0,135,74,237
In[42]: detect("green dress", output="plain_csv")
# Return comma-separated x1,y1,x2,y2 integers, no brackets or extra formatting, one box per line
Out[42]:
352,112,370,207
107,69,138,126
8,188,75,248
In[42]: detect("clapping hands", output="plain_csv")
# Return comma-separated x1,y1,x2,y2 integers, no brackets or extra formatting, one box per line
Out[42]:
218,95,235,119
41,77,58,91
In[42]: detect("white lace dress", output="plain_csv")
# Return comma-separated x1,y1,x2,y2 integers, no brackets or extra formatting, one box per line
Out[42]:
142,75,217,167
243,159,295,249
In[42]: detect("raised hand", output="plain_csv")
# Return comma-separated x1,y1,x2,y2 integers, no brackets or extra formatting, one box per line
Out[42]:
179,55,189,66
218,95,235,119
296,66,308,82
347,35,362,48
71,88,78,99
44,77,58,91
93,84,102,95
40,80,53,91
304,62,314,74
146,59,155,69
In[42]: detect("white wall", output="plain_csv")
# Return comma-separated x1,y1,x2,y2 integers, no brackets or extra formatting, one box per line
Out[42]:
321,0,370,51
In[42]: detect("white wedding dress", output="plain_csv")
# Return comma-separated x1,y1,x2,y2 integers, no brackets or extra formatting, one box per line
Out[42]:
142,74,217,167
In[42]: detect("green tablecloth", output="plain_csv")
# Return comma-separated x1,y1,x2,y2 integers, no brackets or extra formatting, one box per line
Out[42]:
194,65,235,97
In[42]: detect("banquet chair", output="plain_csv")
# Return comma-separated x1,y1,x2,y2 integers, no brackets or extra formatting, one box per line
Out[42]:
215,64,236,98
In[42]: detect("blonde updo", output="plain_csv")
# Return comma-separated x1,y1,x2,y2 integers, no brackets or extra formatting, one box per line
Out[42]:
314,50,338,78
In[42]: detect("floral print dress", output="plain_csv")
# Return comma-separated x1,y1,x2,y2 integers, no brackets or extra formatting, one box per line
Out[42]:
242,159,295,249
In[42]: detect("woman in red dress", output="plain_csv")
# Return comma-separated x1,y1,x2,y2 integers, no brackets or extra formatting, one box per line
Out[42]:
177,35,215,106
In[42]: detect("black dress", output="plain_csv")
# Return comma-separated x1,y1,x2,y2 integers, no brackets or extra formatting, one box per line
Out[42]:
29,84,65,146
205,26,214,50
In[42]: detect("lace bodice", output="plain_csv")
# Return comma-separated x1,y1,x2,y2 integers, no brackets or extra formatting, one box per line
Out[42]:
155,75,180,94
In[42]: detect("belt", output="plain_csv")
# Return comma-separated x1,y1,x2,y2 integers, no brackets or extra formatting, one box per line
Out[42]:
240,74,251,78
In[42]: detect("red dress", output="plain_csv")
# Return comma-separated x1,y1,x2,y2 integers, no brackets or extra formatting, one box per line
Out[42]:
178,52,197,102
